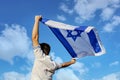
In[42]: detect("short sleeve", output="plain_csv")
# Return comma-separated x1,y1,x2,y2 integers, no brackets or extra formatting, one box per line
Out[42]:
54,62,62,70
33,45,45,59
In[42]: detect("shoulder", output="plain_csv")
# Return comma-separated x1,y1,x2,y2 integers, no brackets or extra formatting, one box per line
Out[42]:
33,45,45,59
33,45,41,52
53,61,62,70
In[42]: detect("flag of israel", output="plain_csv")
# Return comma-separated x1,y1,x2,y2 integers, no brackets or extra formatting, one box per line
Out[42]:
41,18,106,58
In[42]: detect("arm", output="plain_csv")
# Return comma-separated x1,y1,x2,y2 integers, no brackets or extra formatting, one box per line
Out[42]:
32,15,42,47
61,59,76,68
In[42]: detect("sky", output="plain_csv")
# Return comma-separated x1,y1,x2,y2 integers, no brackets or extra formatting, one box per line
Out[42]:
0,0,120,80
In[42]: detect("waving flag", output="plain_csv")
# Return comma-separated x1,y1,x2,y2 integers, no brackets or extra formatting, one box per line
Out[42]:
41,18,105,58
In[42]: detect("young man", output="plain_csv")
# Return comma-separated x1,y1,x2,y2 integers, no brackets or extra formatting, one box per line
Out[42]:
31,15,76,80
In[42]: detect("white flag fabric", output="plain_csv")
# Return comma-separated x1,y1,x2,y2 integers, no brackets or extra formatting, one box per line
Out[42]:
41,18,106,58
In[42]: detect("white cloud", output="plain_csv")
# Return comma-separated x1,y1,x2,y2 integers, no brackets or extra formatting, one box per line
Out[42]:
75,17,85,24
103,16,120,32
93,72,120,80
59,3,73,14
101,7,115,21
74,0,119,22
56,69,80,80
109,61,119,66
92,62,101,68
70,62,89,75
0,71,31,80
101,72,120,80
73,0,110,22
100,0,120,21
57,15,66,21
60,0,120,23
0,24,32,64
110,0,120,8
51,52,88,76
74,0,95,20
51,52,86,80
50,52,63,63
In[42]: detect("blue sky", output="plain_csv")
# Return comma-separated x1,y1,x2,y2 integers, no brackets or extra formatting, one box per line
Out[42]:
0,0,120,80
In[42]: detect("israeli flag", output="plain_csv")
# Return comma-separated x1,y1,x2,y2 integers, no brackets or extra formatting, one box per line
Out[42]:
41,18,106,58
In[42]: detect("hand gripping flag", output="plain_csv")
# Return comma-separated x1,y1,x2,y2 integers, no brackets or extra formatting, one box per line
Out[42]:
41,18,106,58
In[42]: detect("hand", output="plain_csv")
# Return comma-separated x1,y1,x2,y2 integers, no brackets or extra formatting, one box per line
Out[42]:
35,15,42,22
71,58,76,64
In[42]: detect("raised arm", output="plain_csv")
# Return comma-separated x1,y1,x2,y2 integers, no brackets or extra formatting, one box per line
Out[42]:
32,15,42,47
61,59,76,68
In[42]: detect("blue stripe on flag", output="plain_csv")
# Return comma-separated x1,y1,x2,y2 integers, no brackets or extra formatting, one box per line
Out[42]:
87,30,101,53
49,27,77,58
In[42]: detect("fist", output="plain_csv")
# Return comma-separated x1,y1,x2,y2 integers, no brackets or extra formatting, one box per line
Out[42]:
71,58,76,64
35,15,42,21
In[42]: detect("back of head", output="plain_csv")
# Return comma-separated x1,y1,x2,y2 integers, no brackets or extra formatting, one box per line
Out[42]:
39,43,51,55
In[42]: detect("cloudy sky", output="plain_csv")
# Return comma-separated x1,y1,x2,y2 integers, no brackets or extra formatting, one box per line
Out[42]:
0,0,120,80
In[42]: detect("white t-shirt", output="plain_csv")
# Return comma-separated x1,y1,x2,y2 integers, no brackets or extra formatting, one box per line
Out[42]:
31,45,62,80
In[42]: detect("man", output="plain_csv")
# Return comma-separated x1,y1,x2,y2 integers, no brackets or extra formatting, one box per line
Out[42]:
31,15,76,80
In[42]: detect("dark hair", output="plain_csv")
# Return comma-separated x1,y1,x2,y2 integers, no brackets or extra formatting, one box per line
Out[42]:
39,43,50,55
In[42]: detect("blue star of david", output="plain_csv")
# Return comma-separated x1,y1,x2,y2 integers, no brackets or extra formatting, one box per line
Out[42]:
66,30,82,41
